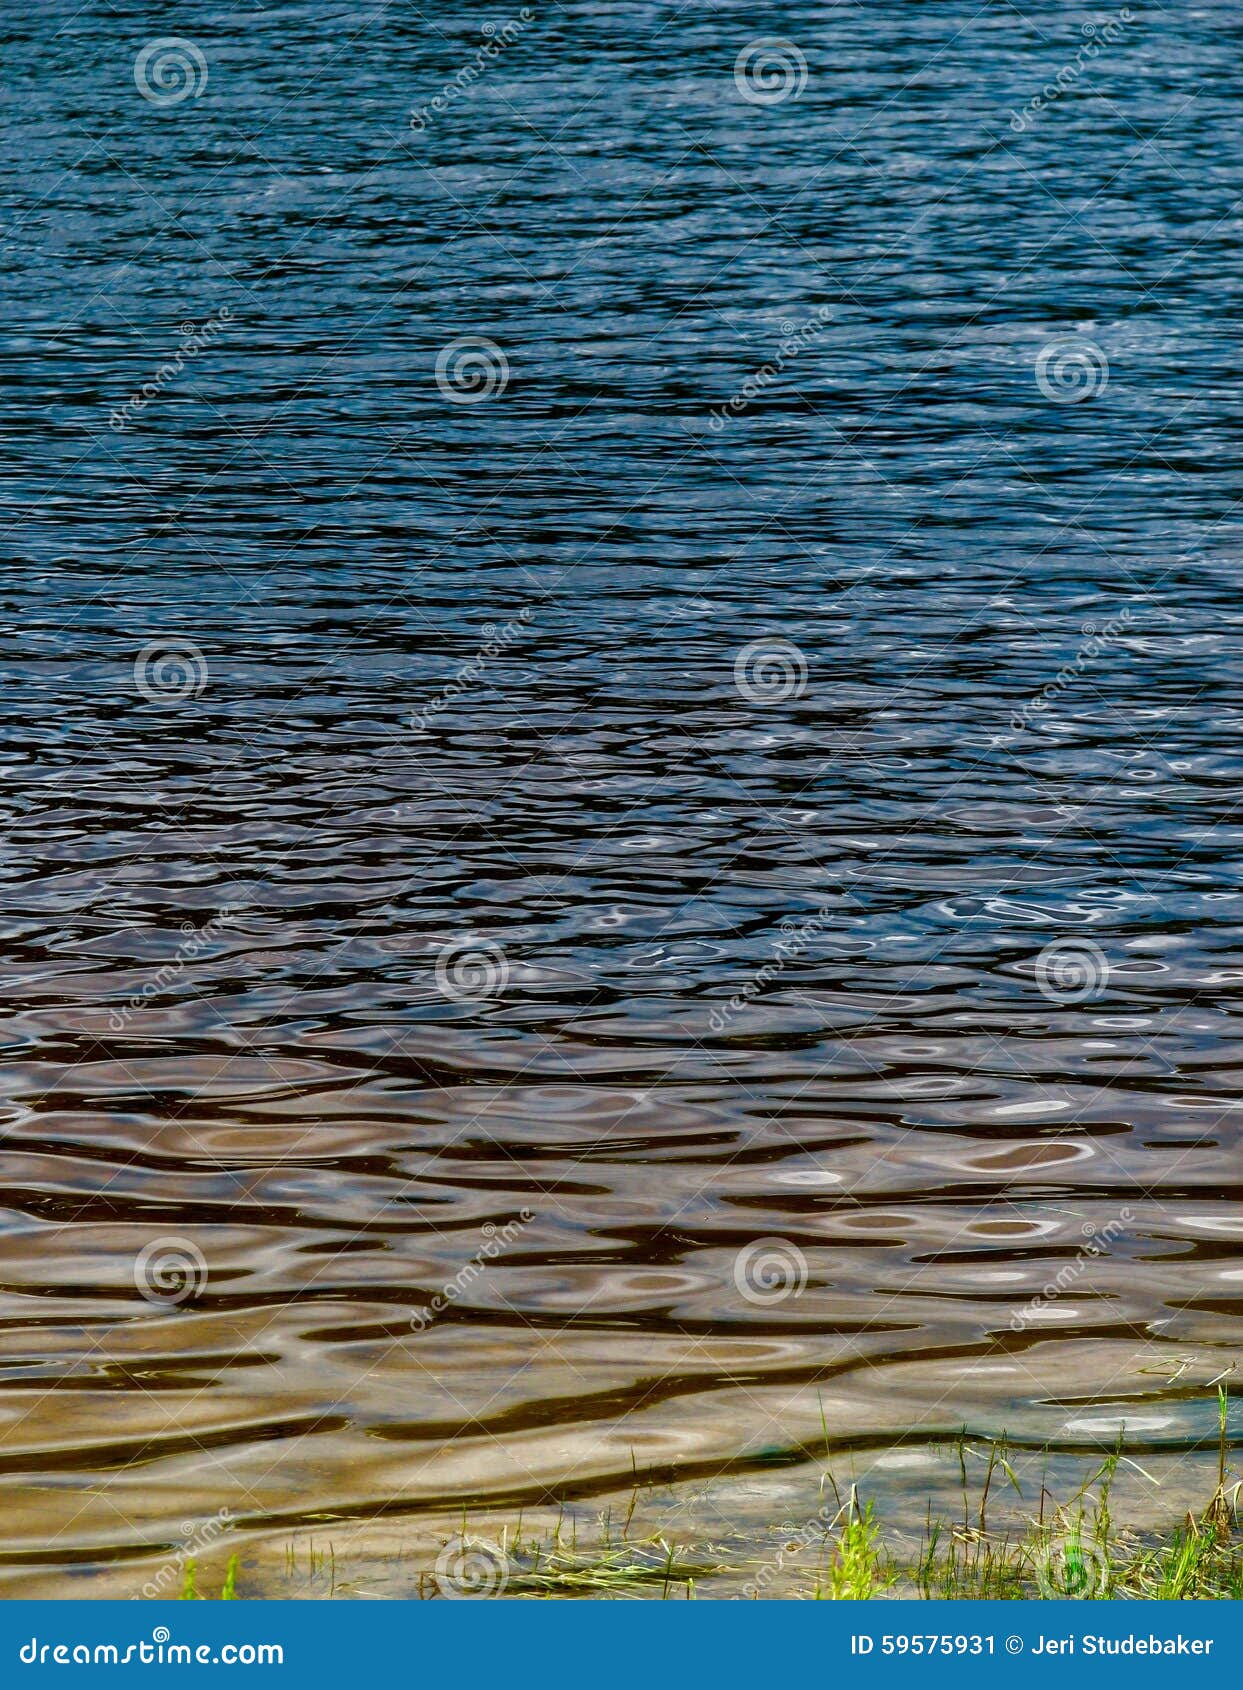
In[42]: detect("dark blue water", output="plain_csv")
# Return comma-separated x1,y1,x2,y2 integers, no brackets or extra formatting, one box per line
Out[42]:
2,1,1241,1594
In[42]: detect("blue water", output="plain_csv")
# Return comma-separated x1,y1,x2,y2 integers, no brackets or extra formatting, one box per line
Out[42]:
1,1,1241,1593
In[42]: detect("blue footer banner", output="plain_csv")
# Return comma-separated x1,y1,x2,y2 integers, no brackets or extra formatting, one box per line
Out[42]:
0,1603,1236,1686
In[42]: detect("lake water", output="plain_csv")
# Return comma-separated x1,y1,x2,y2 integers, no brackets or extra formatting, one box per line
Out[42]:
4,0,1242,1595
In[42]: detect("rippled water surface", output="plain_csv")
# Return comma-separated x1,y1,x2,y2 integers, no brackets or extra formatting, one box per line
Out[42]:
4,0,1243,1594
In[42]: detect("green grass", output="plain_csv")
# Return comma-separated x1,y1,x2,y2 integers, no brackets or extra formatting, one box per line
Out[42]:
180,1554,239,1600
421,1510,729,1599
818,1500,896,1600
159,1390,1243,1601
504,1533,724,1598
813,1439,1243,1600
424,1415,1243,1600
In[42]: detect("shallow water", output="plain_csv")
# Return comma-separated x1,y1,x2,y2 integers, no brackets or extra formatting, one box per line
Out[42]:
3,1,1242,1593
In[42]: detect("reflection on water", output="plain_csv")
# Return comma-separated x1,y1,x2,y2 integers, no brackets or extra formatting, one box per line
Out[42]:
3,0,1242,1592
